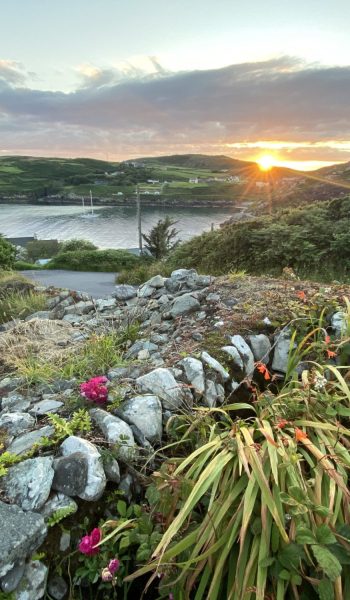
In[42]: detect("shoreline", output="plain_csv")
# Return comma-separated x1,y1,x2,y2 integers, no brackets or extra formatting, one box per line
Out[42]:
0,197,247,209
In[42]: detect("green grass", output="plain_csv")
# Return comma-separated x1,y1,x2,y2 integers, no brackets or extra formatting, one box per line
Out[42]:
47,249,140,272
15,326,139,385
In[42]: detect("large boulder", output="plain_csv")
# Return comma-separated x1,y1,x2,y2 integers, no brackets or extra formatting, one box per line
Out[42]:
119,395,162,444
59,436,106,501
3,457,54,511
136,368,190,410
0,502,47,578
90,409,136,461
0,412,35,437
113,285,137,301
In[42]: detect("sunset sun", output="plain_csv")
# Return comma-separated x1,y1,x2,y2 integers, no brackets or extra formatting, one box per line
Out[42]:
257,154,275,171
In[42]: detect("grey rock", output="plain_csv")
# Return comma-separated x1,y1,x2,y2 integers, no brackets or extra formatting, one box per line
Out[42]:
3,457,54,511
40,493,78,521
52,452,89,496
221,346,244,370
158,294,171,305
29,399,63,416
1,562,25,593
203,380,218,408
192,332,203,341
90,409,136,461
0,502,47,578
170,293,200,318
107,367,129,381
95,297,116,311
64,300,94,315
0,412,35,436
113,285,137,301
206,293,220,302
331,311,348,336
103,456,121,483
59,531,71,552
118,473,134,503
145,275,166,288
1,394,30,413
60,436,106,501
137,284,154,298
0,377,24,396
230,335,255,377
62,314,84,325
14,560,48,600
179,357,205,396
25,311,52,321
47,575,68,600
7,426,55,455
201,351,230,382
150,333,169,344
125,340,158,359
272,329,293,373
136,368,190,410
120,395,162,444
248,334,271,364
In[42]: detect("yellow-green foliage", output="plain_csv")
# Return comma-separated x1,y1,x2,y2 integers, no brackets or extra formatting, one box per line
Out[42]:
0,289,47,324
117,260,172,285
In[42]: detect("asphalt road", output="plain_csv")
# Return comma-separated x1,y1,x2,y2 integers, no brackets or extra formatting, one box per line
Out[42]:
21,270,117,298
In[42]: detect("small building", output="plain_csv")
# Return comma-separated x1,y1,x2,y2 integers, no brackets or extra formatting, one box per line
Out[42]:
189,177,199,184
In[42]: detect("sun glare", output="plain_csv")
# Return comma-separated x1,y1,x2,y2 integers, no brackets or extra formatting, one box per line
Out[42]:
257,154,275,171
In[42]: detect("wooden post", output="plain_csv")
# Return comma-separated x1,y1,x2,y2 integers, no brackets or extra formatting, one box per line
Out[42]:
136,184,143,255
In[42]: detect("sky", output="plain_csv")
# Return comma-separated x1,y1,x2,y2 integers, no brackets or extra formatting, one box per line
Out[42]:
0,0,350,170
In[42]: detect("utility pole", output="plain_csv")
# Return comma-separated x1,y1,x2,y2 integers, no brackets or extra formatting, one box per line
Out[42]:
136,184,143,255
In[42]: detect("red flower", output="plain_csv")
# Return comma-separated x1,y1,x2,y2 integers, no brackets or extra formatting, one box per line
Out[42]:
256,362,271,380
276,419,288,429
296,291,306,302
325,335,331,344
78,528,102,555
327,349,337,359
295,427,308,442
80,376,108,404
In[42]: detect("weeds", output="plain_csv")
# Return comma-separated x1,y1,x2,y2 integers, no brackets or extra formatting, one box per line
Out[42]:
0,289,46,324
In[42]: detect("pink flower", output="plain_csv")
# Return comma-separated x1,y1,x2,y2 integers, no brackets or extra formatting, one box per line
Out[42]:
78,527,102,556
108,559,120,574
80,376,108,404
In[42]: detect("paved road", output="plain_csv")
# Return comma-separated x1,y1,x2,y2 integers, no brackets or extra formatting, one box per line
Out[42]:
21,270,117,298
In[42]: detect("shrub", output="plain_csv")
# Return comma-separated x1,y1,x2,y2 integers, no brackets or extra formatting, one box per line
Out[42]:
167,196,350,281
26,239,61,261
117,260,173,285
60,239,98,252
0,235,16,270
47,249,140,272
14,261,42,270
142,216,180,259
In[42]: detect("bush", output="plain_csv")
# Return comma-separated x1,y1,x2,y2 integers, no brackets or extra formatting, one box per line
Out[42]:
142,216,180,259
27,239,61,261
0,235,16,270
14,261,42,270
116,260,173,285
167,196,350,281
60,239,97,252
47,249,140,272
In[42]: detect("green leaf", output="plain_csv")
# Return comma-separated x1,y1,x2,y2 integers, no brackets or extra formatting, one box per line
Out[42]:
311,545,342,581
133,504,142,518
290,573,302,585
296,526,316,544
279,569,291,581
117,500,127,517
259,557,275,568
314,505,331,517
318,579,334,600
288,485,308,503
279,543,304,571
316,525,337,545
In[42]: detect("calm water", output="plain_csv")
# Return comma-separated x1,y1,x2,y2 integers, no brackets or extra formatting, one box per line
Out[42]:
0,204,237,249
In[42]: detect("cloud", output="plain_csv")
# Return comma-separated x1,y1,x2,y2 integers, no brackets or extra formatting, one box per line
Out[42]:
0,56,350,161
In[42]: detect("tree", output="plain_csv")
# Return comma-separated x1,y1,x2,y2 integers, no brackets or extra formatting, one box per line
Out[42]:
60,239,97,252
0,235,16,270
142,217,180,259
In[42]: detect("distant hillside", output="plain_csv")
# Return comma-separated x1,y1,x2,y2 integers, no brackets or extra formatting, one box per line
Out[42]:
138,153,255,172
